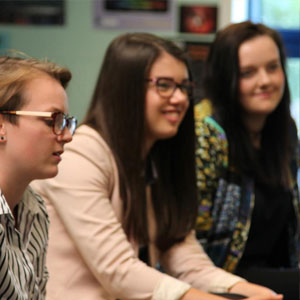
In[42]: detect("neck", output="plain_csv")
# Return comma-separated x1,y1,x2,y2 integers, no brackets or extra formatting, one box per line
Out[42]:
243,113,267,148
1,182,27,213
0,164,29,213
143,138,155,159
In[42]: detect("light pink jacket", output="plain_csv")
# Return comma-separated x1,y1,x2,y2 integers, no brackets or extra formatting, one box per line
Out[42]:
31,125,244,300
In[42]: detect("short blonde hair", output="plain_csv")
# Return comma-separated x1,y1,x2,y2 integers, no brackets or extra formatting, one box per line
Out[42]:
0,55,71,111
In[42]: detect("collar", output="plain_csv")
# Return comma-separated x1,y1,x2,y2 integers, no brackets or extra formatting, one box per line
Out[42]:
0,187,40,219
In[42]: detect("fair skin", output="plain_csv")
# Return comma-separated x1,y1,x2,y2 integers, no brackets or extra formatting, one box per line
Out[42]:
143,51,283,300
182,287,283,300
0,74,72,213
144,51,190,155
238,35,285,147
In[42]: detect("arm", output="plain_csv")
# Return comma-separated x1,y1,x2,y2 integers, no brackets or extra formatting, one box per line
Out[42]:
161,231,282,300
161,231,245,293
229,282,281,298
29,188,50,298
32,126,191,300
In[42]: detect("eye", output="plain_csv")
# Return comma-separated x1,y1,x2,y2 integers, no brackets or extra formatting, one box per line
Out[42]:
156,79,173,91
43,118,54,127
267,62,280,72
240,69,254,78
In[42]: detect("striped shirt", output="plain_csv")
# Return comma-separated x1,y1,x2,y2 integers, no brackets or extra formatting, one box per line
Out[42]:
0,186,49,300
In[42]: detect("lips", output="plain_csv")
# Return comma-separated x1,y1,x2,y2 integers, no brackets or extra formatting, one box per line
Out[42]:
53,151,63,157
256,92,272,97
164,111,180,117
254,89,275,98
163,110,182,123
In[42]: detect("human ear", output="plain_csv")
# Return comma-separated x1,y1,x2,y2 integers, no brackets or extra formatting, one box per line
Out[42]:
0,115,7,142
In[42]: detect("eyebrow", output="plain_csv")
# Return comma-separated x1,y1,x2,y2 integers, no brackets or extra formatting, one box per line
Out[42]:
240,57,280,68
43,107,66,113
151,76,190,81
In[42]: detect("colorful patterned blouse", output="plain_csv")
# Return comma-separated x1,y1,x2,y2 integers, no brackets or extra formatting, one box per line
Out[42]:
194,99,300,272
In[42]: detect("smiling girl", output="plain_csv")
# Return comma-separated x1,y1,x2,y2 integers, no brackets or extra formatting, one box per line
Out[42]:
195,21,299,300
33,33,281,300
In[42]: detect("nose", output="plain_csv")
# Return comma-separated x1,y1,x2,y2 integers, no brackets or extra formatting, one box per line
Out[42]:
56,127,73,143
257,69,271,86
170,87,189,104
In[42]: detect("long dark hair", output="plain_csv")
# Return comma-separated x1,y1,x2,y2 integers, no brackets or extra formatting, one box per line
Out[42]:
83,33,198,251
202,21,293,188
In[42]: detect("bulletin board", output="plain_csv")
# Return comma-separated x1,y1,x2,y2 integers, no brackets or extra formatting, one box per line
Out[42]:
0,0,65,25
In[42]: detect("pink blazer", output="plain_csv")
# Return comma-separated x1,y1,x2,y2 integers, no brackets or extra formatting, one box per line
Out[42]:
31,125,243,300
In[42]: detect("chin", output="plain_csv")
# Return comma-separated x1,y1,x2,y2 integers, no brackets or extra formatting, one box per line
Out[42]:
159,129,179,140
254,107,277,115
38,168,59,180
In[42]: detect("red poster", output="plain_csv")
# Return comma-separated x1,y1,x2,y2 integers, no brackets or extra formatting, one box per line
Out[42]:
180,6,217,34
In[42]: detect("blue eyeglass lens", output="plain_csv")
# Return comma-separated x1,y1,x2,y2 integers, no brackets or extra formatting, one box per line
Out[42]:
54,113,65,132
52,113,76,135
67,117,77,135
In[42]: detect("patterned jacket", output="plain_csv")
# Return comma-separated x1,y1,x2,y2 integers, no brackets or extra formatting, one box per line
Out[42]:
194,99,300,272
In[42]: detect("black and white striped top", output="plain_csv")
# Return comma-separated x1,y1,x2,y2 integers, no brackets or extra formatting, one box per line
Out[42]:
0,186,49,300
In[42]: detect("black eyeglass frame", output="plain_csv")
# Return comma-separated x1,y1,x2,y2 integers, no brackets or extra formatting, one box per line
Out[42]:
145,77,195,98
0,110,77,136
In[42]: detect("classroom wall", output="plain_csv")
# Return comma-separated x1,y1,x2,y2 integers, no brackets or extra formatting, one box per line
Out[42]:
0,0,232,122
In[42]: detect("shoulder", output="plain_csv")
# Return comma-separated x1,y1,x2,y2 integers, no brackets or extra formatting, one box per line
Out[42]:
64,124,115,170
24,186,49,222
31,125,118,199
68,125,111,155
194,99,213,122
194,100,227,152
194,99,226,139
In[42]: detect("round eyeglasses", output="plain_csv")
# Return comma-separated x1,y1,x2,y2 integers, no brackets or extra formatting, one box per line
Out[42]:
0,110,77,135
146,77,194,98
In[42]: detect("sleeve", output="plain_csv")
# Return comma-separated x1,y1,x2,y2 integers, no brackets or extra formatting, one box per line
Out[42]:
29,189,50,299
32,126,191,300
160,231,246,294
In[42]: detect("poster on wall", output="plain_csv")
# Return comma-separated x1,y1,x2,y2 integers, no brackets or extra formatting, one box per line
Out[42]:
179,5,217,34
93,0,175,31
0,0,65,25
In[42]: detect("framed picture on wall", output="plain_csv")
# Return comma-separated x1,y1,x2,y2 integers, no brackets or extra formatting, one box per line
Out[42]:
179,5,217,34
93,0,176,31
0,0,65,25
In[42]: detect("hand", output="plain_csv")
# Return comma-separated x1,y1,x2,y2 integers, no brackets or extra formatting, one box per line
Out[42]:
229,282,283,299
181,288,242,300
245,295,283,300
180,287,283,300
